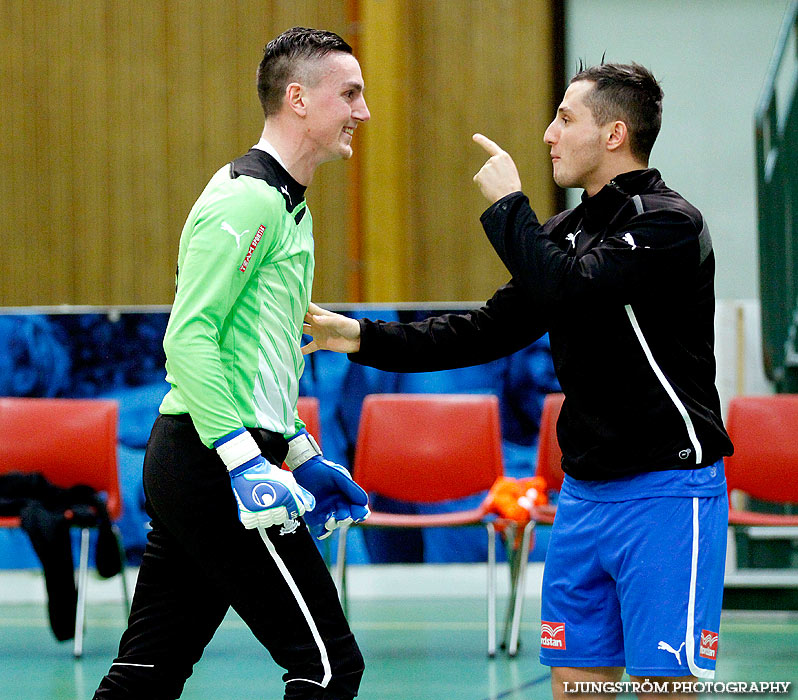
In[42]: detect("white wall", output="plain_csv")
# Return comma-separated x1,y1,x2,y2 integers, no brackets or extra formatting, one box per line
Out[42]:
715,299,772,410
564,0,792,397
564,0,792,301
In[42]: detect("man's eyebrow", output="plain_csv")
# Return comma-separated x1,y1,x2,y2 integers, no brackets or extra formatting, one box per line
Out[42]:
557,105,574,116
343,80,363,91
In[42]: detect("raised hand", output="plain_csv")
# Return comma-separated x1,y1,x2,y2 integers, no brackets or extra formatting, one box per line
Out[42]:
472,133,523,204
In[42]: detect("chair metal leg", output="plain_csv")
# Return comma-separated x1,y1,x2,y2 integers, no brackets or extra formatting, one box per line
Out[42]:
334,524,349,616
508,520,535,657
500,522,519,651
73,527,90,658
113,524,131,615
486,521,496,658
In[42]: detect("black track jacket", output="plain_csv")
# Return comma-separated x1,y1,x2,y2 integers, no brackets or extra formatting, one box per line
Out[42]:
349,169,733,480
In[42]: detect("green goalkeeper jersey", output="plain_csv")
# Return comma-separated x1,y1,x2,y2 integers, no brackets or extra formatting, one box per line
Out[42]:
159,148,312,448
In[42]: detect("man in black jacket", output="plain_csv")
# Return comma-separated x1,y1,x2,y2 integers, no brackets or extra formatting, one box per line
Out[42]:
304,63,732,699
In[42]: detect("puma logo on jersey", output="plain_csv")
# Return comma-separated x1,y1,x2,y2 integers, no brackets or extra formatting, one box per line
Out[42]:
622,232,650,250
221,221,249,249
565,230,580,249
658,640,685,665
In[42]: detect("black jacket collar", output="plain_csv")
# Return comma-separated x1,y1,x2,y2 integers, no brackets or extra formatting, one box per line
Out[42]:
230,149,307,213
578,168,662,229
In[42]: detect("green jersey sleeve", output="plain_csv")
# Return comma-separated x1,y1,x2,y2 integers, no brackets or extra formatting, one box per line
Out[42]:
160,172,280,447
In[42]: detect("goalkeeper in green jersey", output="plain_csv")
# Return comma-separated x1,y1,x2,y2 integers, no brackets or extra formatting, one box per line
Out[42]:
94,27,370,700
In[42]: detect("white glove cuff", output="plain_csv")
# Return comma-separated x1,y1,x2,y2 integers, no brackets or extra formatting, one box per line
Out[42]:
215,430,261,471
286,431,322,470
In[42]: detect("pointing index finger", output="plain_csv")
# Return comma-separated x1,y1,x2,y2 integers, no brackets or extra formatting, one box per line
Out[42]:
473,133,504,156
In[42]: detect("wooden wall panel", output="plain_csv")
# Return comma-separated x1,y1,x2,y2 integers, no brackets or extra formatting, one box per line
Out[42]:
360,0,559,302
73,2,111,303
0,1,352,306
1,0,558,306
358,0,411,302
107,1,140,303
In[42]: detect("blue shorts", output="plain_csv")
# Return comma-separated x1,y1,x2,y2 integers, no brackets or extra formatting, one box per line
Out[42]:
539,463,728,678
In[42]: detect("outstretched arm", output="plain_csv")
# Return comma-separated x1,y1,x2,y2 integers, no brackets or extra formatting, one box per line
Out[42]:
303,283,547,373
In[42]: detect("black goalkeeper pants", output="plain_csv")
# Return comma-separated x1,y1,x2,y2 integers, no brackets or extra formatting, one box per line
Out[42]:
93,414,363,700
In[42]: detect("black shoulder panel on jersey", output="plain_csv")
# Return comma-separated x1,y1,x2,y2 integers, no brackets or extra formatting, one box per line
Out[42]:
229,149,307,214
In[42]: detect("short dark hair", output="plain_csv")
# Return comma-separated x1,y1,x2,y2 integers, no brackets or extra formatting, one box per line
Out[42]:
257,27,353,118
570,62,663,162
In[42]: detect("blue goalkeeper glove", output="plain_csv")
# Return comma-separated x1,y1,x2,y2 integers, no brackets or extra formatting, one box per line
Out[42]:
286,428,370,540
215,428,315,530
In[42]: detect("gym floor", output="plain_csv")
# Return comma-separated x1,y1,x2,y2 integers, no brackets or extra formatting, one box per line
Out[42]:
2,567,797,700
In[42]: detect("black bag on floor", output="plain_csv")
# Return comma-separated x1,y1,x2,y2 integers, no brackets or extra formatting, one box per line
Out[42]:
0,472,122,641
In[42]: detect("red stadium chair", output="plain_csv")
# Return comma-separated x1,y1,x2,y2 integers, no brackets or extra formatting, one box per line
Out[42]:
531,392,565,525
334,393,505,656
724,395,798,527
0,397,129,657
296,396,321,446
723,395,798,589
282,396,321,472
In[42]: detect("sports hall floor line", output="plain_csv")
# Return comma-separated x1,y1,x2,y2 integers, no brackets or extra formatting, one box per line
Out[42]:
2,567,798,699
479,673,551,700
2,605,798,699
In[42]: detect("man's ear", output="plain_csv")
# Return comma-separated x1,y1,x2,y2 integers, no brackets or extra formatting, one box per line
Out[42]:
286,82,307,117
606,120,628,152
